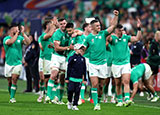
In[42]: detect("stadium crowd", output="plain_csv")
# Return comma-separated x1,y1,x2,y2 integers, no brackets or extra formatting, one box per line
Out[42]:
1,0,160,111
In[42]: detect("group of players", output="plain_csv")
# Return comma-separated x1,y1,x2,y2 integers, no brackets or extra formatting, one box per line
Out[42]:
3,10,159,111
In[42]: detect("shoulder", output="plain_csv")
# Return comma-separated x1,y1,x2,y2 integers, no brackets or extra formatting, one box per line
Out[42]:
3,36,11,44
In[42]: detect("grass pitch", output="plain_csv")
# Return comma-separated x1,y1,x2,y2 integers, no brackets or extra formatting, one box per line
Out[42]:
0,78,160,115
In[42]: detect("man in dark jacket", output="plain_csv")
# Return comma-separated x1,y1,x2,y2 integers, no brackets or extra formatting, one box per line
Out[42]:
23,34,40,93
147,31,160,76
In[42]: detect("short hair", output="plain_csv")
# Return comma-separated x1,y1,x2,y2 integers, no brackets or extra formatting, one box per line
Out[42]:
44,16,53,22
65,22,74,29
116,24,123,29
9,23,18,29
90,20,99,25
58,18,66,22
82,23,89,30
43,20,51,30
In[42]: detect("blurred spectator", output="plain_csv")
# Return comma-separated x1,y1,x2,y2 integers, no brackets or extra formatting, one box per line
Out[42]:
147,31,160,76
130,41,143,67
23,35,40,93
141,38,152,63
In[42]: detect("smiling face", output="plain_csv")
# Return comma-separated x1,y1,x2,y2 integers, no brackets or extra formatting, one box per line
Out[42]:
115,28,123,38
92,22,101,33
59,20,67,31
66,27,74,36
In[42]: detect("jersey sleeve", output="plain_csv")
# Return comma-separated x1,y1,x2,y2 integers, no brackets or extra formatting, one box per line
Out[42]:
53,30,61,41
83,35,89,47
103,29,110,37
77,35,83,44
3,36,11,45
125,34,131,42
38,36,41,43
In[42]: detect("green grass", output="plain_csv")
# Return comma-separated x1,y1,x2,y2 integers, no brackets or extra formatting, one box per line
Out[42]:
0,78,160,115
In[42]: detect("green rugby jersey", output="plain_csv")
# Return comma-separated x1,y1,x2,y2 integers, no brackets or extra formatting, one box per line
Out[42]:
53,29,69,56
106,44,113,67
81,34,90,58
111,34,131,65
66,35,83,62
3,35,24,66
38,32,53,60
130,64,145,84
84,30,109,65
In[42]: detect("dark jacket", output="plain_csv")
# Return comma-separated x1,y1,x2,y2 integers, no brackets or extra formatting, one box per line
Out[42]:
24,41,39,66
66,53,87,82
130,41,143,65
147,39,160,66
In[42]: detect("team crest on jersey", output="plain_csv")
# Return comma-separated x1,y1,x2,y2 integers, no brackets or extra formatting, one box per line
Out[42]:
99,36,102,39
123,39,126,42
17,40,20,43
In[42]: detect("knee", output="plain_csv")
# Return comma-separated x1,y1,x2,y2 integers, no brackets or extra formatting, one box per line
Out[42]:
12,77,18,84
123,79,130,85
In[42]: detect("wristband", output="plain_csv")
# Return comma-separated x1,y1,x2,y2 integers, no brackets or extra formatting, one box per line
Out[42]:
137,27,141,31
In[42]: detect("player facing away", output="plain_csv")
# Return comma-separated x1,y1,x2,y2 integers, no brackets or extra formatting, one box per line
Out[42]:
130,63,159,102
66,44,87,110
84,10,119,110
3,24,31,103
107,19,142,107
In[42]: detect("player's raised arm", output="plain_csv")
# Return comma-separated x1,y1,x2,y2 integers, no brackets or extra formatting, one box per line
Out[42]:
130,19,142,42
6,26,19,45
44,17,58,40
107,10,119,34
21,26,31,45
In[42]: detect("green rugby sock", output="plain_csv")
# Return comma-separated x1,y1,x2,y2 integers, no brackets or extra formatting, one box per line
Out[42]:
117,94,123,103
80,83,85,100
103,85,108,95
46,79,54,98
154,92,158,97
124,92,130,102
91,88,98,106
98,96,102,103
10,84,17,99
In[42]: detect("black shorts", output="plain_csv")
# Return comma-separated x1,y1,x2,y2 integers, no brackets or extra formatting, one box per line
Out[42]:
149,64,158,75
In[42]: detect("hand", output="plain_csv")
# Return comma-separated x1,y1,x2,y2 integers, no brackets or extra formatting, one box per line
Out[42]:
69,44,74,50
48,42,54,48
113,10,119,16
21,26,25,33
137,18,141,28
15,27,20,34
23,61,28,67
72,33,77,38
65,80,69,83
52,16,59,28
